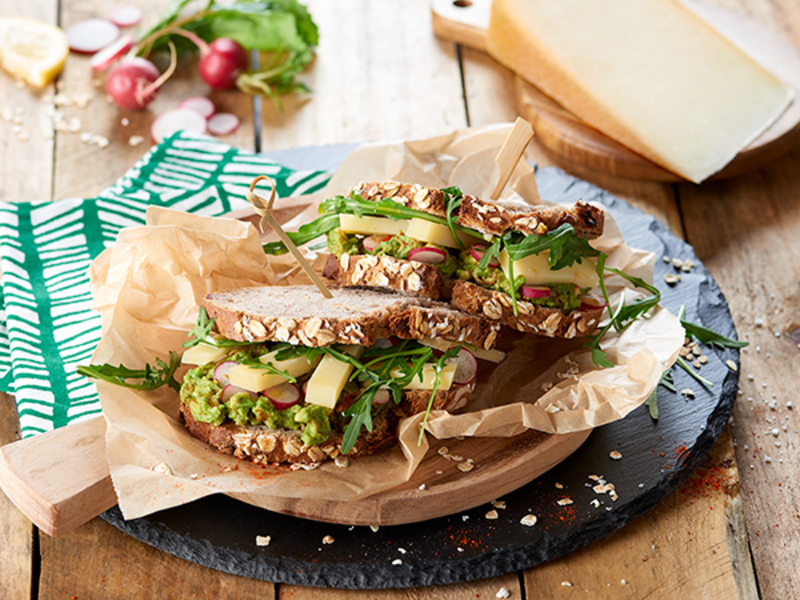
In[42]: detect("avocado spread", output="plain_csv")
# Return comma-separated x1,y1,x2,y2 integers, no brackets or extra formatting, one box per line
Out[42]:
180,363,334,447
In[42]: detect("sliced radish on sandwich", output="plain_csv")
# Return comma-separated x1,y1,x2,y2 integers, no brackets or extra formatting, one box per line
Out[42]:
179,96,216,119
263,382,301,410
213,360,237,386
372,388,392,405
67,19,120,54
452,348,477,384
89,33,134,72
151,108,207,143
470,244,500,268
221,383,257,403
520,285,552,299
362,234,390,253
579,294,607,311
408,246,447,264
207,112,241,136
109,5,143,28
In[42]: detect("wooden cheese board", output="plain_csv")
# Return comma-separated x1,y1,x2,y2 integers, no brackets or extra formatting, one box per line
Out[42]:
431,0,800,182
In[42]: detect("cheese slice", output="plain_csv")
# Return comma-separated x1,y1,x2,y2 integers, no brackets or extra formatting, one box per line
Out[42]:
338,214,408,236
304,345,365,409
418,338,506,364
499,249,598,289
487,0,793,183
405,218,482,249
181,343,231,366
228,352,320,393
395,363,456,391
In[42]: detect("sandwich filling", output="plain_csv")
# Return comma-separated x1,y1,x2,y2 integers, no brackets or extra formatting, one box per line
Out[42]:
179,313,471,454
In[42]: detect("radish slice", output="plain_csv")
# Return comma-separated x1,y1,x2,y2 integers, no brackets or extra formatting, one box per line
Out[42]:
408,246,447,264
263,382,301,410
580,294,607,311
362,235,389,253
453,348,478,384
207,112,241,136
520,285,553,299
109,5,143,28
67,19,120,54
221,384,257,403
179,96,216,119
373,388,392,405
470,244,500,268
151,108,208,143
89,33,134,72
213,360,237,386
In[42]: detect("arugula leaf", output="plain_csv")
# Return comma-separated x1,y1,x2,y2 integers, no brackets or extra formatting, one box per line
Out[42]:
645,370,675,421
77,352,182,392
442,186,464,250
675,356,714,389
416,346,461,445
681,319,748,349
506,256,519,317
340,387,376,454
236,355,297,383
504,224,601,269
183,307,214,348
262,212,340,255
477,236,502,271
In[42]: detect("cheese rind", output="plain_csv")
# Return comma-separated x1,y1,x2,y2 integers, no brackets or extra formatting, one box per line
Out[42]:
487,0,793,183
499,249,598,289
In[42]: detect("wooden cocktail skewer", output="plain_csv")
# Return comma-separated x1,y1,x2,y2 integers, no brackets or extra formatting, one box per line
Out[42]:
489,117,535,200
247,175,333,298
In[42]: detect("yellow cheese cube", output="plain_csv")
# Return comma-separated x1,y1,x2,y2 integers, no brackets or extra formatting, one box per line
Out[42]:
338,214,409,236
181,343,232,366
228,352,320,392
499,249,598,289
405,218,481,249
396,363,456,391
304,345,365,409
417,338,506,363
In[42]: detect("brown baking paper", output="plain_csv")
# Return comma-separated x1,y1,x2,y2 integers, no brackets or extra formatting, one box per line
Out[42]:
91,124,684,520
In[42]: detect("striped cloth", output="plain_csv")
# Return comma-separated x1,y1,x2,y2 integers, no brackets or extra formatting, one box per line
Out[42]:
0,132,330,438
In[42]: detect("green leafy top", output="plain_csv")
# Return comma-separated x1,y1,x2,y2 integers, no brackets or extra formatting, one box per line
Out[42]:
77,352,182,392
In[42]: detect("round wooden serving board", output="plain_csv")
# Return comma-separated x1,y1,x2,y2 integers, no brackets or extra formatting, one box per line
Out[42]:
431,0,800,182
101,148,743,589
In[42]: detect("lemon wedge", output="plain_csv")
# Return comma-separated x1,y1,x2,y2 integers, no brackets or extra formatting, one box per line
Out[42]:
0,17,69,88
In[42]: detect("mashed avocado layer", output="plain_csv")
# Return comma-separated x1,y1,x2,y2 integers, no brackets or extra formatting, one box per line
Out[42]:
180,363,333,447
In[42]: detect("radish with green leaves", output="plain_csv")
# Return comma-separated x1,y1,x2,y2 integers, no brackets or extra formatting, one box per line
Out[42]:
174,29,248,90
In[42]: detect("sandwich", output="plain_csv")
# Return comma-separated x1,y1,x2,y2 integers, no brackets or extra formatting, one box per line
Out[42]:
178,285,502,466
264,181,607,339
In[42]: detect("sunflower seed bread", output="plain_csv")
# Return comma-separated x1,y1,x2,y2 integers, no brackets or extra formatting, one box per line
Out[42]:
450,280,603,338
203,285,500,350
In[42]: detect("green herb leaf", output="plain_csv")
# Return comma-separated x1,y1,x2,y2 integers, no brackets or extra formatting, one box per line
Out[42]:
681,319,748,349
645,370,675,421
183,308,214,348
262,212,340,255
236,355,297,383
675,355,714,389
504,223,601,269
441,186,464,250
477,236,503,271
77,351,182,392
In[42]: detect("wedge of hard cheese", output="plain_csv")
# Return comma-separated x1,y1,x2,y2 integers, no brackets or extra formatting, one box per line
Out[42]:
487,0,793,183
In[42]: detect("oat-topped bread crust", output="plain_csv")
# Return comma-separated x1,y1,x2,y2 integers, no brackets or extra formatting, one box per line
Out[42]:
458,196,604,239
204,285,500,349
179,402,398,466
348,180,448,217
450,280,603,338
322,253,444,300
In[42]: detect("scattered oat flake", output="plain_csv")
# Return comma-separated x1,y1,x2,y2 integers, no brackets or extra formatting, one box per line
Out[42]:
418,483,427,491
680,388,695,398
438,446,449,456
609,450,622,460
457,462,474,473
609,490,619,501
554,482,564,489
322,535,334,545
520,514,538,527
152,462,171,475
664,274,681,285
370,525,379,532
590,499,600,508
129,135,145,147
561,581,573,587
189,473,199,480
255,535,271,547
450,454,464,462
726,360,738,372
496,587,511,599
392,559,403,565
485,509,499,520
557,497,574,506
398,548,407,554
491,500,506,509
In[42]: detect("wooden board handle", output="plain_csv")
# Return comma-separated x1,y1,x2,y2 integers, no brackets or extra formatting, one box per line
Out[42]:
0,416,115,537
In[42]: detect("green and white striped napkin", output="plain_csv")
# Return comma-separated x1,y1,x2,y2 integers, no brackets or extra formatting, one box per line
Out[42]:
0,132,331,438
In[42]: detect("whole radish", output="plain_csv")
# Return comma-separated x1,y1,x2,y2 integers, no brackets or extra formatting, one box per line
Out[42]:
105,57,161,110
174,30,248,90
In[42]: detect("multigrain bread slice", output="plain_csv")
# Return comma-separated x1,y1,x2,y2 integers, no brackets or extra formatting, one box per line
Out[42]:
349,180,447,217
450,280,603,339
457,196,604,239
204,285,500,350
322,253,445,300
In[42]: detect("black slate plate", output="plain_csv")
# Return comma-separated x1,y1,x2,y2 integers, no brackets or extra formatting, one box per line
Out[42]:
101,154,741,589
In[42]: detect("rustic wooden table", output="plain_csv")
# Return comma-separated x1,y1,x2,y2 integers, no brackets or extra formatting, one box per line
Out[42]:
1,0,797,598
